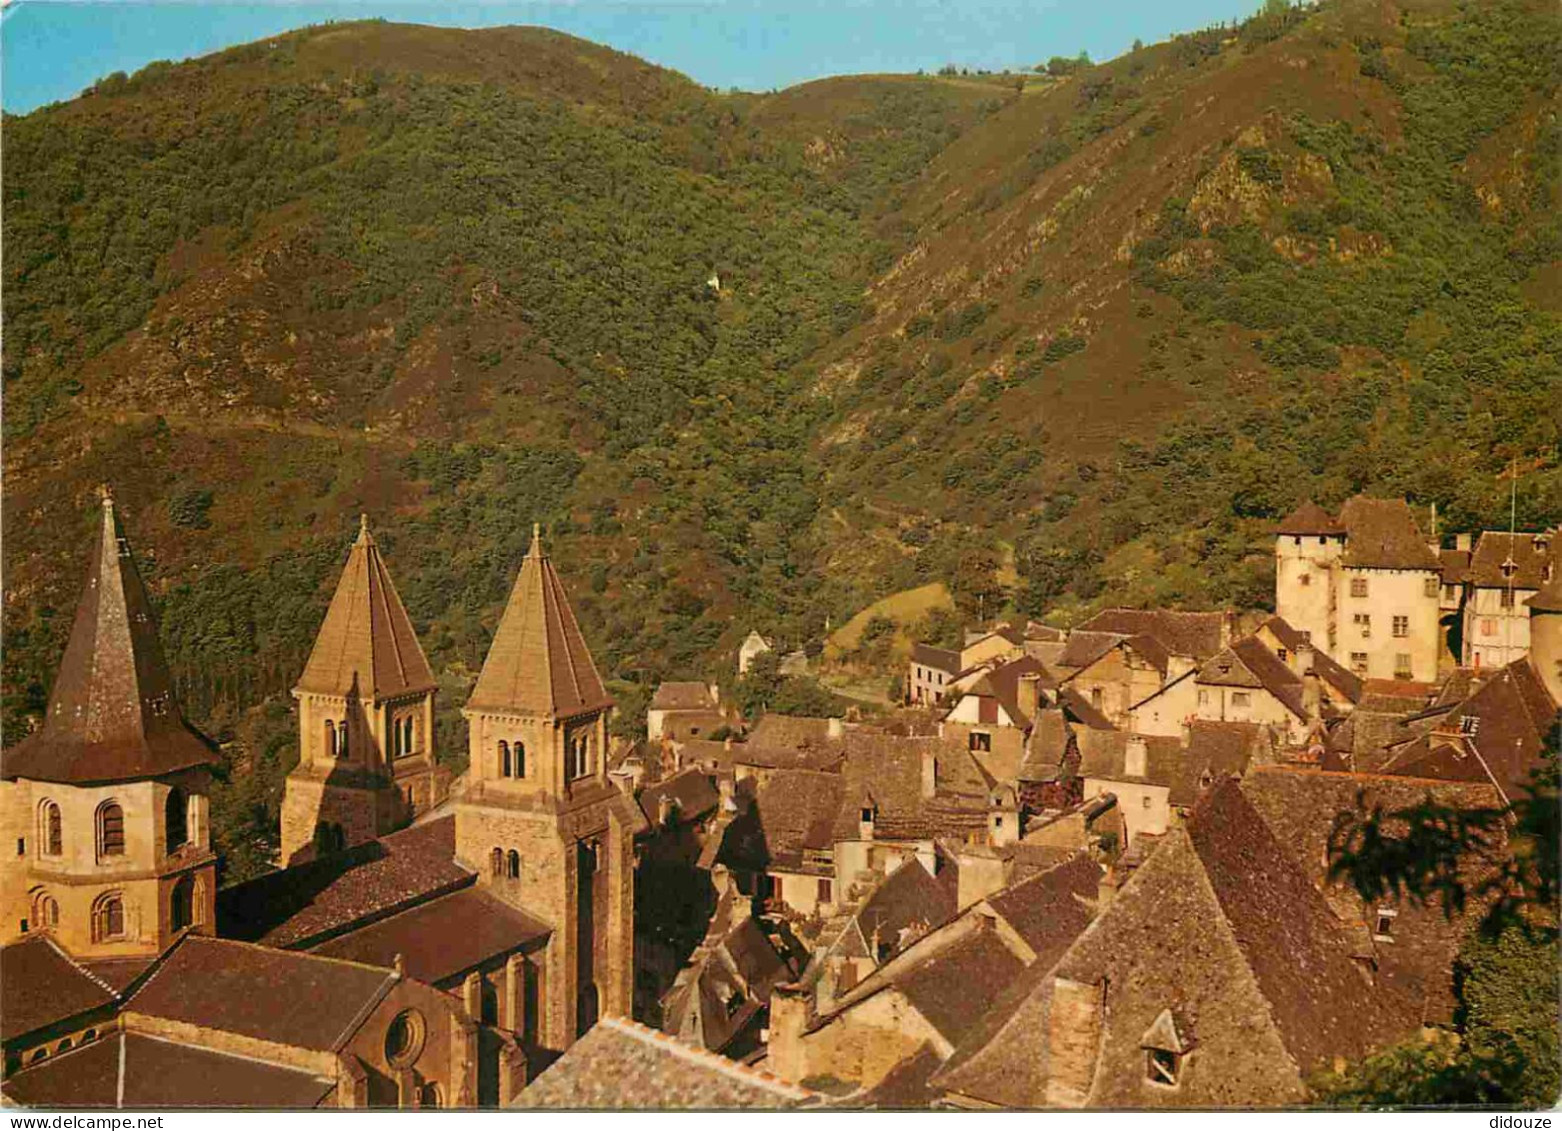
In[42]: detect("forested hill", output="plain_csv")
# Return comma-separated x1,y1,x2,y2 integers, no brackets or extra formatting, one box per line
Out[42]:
4,2,1559,755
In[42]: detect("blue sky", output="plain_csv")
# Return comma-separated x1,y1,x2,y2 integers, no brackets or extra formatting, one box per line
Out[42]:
2,0,1265,114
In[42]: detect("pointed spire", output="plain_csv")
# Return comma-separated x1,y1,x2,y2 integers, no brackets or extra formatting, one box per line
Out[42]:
295,516,436,701
468,533,612,718
2,491,216,784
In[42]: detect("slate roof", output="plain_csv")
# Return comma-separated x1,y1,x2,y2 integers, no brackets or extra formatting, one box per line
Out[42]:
1256,616,1363,703
831,858,957,961
983,853,1100,964
745,714,838,751
468,526,613,719
309,887,549,986
910,644,962,672
1074,608,1228,660
719,770,845,873
1439,548,1472,585
957,655,1053,728
662,905,794,1054
1056,686,1116,731
1338,496,1441,570
1018,708,1076,783
640,767,722,825
1466,531,1555,590
3,493,218,786
1,1032,337,1109
1199,637,1307,719
892,925,1027,1048
0,935,117,1042
650,681,717,711
514,1016,814,1108
1529,558,1562,612
127,936,395,1052
1275,499,1346,536
218,815,472,948
852,1043,945,1109
1055,630,1128,671
295,516,436,701
836,734,989,841
1077,731,1184,790
1379,656,1557,801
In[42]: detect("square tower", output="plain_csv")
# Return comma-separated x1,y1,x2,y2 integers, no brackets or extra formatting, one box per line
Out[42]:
281,516,444,865
456,527,644,1053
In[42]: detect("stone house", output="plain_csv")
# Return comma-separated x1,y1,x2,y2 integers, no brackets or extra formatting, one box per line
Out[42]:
738,631,774,676
907,644,961,707
1275,497,1443,683
959,626,1026,671
939,656,1052,782
646,682,727,742
1460,530,1555,670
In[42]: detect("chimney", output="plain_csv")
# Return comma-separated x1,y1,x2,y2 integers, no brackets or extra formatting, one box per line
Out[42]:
956,845,1008,908
766,986,811,1083
921,747,937,800
816,958,840,1013
708,683,720,706
1017,673,1041,721
718,776,737,813
1456,532,1473,553
1124,735,1148,778
1302,669,1322,721
1220,611,1236,648
657,793,675,827
1046,978,1105,1108
827,716,844,740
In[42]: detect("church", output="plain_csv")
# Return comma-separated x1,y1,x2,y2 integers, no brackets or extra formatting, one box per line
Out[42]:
0,490,643,1107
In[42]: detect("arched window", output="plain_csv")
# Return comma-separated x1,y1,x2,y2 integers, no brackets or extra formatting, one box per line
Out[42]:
57,1039,72,1055
170,874,196,932
567,734,589,780
490,847,504,877
96,801,125,859
31,890,58,930
419,1083,442,1109
91,892,126,942
513,741,526,778
400,717,414,756
165,787,188,851
337,721,349,758
506,850,521,880
499,740,511,777
39,800,62,857
325,720,338,757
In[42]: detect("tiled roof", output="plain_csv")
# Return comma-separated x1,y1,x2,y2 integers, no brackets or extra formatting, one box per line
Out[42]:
1466,531,1555,590
1176,721,1268,807
1439,548,1472,585
1276,499,1346,536
852,1043,945,1109
745,714,837,751
1529,557,1562,612
1055,630,1128,671
1018,708,1076,782
1075,608,1228,660
1056,686,1116,731
639,767,722,825
910,644,961,672
217,815,472,948
3,493,218,786
650,681,717,711
295,516,436,701
0,935,117,1042
1202,637,1307,719
309,887,549,986
514,1016,814,1108
836,858,957,960
1077,731,1184,789
468,527,612,719
718,770,845,872
1257,616,1363,703
1338,496,1440,570
1,1032,337,1109
960,655,1054,728
983,853,1100,964
126,936,395,1052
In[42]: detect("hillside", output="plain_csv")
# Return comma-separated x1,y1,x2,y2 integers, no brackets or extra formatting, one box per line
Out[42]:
4,1,1559,780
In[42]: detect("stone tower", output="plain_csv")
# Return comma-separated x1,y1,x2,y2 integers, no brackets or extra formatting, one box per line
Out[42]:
0,489,219,959
456,525,644,1052
280,516,442,865
1274,500,1345,655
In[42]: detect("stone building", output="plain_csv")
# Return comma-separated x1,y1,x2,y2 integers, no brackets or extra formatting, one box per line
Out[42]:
1460,530,1555,670
1275,497,1443,683
1,490,219,961
646,682,726,742
281,516,447,865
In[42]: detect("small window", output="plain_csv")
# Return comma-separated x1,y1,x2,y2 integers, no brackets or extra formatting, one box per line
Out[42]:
1460,715,1480,736
1500,589,1515,609
1231,692,1250,708
170,875,197,932
97,801,125,858
166,787,188,851
1350,652,1368,675
1392,615,1409,638
1424,577,1439,598
325,720,338,757
1142,796,1152,810
861,807,873,824
1146,1048,1180,1087
490,847,504,877
1299,574,1311,588
513,741,526,778
817,878,832,904
1196,689,1209,707
32,891,58,930
1374,908,1397,940
969,731,992,753
1277,648,1288,662
994,815,1004,830
1394,654,1412,681
92,893,125,942
338,721,349,757
507,850,521,880
15,838,23,857
1481,618,1497,636
1350,577,1368,599
384,1010,426,1068
41,800,62,857
500,740,511,777
1091,687,1104,709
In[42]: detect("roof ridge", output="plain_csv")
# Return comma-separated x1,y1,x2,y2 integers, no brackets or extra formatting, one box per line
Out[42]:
42,934,120,998
599,1015,813,1098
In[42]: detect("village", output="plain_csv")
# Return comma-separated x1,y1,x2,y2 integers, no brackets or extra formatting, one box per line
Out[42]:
0,488,1555,1108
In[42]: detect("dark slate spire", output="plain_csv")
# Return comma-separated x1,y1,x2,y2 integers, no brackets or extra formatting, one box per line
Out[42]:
2,488,216,784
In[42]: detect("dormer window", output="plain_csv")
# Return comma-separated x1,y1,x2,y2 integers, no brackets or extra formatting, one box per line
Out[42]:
1374,907,1397,941
861,807,874,824
1460,715,1480,736
1500,559,1517,580
1142,1008,1191,1090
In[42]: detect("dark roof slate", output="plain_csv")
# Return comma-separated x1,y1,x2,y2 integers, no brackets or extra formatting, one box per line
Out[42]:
0,935,117,1042
1338,496,1441,571
1075,608,1228,660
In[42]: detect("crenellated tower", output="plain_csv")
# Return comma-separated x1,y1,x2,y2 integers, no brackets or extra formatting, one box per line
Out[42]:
456,525,645,1053
280,516,444,865
0,488,219,959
